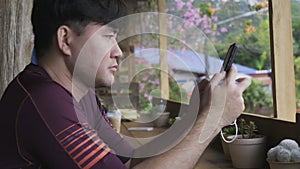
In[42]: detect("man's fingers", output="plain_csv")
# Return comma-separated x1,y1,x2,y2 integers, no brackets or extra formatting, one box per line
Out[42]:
226,65,238,84
236,77,252,92
197,78,210,92
210,71,226,88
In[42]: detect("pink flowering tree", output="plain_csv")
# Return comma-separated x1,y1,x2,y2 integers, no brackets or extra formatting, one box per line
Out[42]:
137,0,228,50
133,59,189,112
130,0,228,111
168,0,228,43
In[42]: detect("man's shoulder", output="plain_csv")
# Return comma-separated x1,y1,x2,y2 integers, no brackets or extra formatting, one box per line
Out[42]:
16,64,78,120
18,64,72,99
1,64,70,104
0,64,76,125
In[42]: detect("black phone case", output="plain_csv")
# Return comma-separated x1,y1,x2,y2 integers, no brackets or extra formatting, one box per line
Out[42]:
221,43,237,73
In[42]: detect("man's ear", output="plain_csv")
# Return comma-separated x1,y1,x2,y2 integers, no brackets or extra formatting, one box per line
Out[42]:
56,25,72,56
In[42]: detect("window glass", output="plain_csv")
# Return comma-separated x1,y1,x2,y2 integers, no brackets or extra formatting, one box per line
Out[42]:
166,0,273,117
116,0,274,115
291,0,300,112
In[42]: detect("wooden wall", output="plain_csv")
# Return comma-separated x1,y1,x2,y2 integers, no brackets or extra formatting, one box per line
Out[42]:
0,0,33,97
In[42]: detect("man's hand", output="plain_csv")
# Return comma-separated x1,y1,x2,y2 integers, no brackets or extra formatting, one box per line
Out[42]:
190,65,251,130
219,65,251,127
132,66,251,169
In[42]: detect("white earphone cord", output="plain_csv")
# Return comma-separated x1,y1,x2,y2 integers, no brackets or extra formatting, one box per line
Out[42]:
220,119,238,143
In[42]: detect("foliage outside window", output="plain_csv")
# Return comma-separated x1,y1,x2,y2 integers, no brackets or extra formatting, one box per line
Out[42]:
295,57,300,110
243,80,273,116
291,0,300,111
130,0,297,119
167,0,273,116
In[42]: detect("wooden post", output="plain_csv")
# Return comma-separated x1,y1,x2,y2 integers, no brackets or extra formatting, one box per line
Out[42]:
0,0,33,96
158,0,169,100
269,0,297,121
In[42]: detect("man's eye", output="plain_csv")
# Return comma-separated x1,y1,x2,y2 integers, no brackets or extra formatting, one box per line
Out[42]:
105,35,115,39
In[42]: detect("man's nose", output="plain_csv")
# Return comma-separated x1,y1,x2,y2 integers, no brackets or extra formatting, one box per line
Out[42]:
111,43,123,59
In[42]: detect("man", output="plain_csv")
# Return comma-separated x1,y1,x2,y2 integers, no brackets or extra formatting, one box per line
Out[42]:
0,0,251,168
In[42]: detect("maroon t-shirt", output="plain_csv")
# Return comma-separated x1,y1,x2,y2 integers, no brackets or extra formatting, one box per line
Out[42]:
0,64,133,169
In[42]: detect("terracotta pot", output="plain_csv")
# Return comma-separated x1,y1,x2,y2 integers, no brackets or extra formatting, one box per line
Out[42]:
228,135,267,168
268,161,300,169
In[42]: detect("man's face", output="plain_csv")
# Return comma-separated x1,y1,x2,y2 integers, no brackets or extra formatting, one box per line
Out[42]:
69,24,122,88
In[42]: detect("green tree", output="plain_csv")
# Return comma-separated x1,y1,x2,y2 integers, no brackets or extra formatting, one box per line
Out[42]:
292,0,300,57
243,80,273,116
216,12,271,70
295,57,300,104
291,0,300,108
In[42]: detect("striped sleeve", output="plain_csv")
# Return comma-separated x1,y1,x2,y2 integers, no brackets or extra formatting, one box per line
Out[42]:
56,123,111,169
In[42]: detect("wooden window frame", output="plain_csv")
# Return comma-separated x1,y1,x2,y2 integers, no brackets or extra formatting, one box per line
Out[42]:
269,0,297,122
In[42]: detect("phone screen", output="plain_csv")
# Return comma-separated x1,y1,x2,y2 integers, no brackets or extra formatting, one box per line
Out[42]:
220,43,237,73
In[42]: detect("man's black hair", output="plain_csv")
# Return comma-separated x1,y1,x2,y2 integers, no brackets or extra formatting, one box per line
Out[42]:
31,0,127,58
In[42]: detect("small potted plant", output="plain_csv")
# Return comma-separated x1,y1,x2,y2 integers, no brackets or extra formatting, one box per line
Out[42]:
220,125,236,160
267,139,300,169
227,118,267,168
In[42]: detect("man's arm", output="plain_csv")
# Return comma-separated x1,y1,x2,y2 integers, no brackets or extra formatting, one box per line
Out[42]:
132,66,251,169
17,80,129,169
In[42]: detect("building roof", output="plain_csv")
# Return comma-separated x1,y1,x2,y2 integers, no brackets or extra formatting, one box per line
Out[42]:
134,48,257,75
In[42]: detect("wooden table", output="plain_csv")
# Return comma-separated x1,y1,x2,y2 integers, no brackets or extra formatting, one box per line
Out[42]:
120,121,236,169
120,121,168,148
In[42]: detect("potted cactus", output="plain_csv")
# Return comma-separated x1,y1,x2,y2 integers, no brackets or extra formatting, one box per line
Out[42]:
267,139,300,169
227,118,267,168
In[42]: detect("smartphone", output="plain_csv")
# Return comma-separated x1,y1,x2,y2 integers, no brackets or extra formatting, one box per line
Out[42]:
220,43,237,73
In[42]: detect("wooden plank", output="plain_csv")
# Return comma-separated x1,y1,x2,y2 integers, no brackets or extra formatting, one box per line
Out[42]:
270,0,297,121
158,0,169,100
